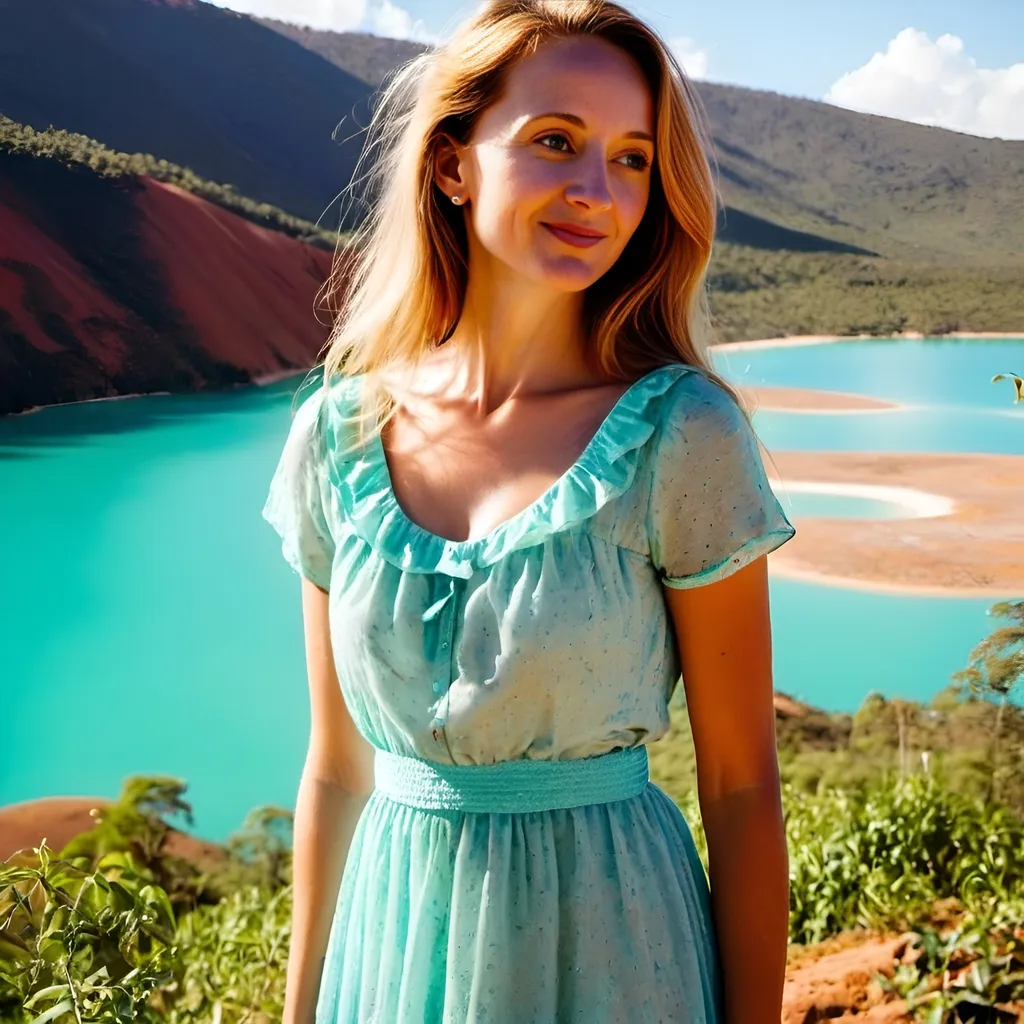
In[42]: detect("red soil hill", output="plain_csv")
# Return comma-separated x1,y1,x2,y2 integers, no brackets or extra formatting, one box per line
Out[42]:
0,155,334,416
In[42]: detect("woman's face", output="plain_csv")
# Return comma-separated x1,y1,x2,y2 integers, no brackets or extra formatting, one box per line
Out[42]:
449,35,656,293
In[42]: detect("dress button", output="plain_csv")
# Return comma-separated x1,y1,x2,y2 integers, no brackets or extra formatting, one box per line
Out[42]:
432,680,446,694
441,641,449,650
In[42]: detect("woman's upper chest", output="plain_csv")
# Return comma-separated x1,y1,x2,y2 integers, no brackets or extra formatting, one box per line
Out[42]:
378,375,637,545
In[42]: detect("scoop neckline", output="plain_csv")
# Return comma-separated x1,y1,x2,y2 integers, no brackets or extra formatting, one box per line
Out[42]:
365,363,682,551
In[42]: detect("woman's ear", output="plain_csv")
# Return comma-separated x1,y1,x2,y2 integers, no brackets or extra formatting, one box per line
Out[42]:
433,132,469,204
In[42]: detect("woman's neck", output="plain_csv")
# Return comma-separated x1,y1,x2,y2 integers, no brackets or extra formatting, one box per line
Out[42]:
440,273,602,414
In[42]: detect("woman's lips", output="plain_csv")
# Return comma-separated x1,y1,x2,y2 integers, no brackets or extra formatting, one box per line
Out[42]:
542,222,607,248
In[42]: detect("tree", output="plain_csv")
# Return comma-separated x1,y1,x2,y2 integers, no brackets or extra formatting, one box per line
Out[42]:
952,601,1024,803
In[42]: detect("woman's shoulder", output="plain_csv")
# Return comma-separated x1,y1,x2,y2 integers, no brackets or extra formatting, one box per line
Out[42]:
647,363,748,447
300,369,370,426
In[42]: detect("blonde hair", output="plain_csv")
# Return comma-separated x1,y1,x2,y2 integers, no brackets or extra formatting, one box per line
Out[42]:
305,0,746,443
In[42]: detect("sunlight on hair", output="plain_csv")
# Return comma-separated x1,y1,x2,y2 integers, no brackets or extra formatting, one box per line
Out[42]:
312,0,748,448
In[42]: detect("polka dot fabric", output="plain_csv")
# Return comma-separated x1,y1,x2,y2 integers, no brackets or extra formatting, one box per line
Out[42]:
261,363,795,1022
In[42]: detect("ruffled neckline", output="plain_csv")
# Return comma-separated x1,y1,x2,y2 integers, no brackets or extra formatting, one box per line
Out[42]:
323,363,695,577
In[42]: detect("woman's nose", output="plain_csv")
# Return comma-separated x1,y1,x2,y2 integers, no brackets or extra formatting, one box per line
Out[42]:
564,153,613,211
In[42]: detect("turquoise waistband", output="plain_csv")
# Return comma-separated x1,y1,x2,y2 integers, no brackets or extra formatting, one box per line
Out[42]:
373,746,650,813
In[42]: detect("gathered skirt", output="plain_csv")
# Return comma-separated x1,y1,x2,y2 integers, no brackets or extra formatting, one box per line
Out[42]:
314,746,724,1024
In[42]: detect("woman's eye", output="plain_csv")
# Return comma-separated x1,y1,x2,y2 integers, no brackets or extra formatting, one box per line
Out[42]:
536,133,650,171
617,152,651,172
537,133,572,153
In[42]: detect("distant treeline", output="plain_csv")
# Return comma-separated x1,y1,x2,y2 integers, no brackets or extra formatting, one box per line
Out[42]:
0,116,337,251
707,244,1024,341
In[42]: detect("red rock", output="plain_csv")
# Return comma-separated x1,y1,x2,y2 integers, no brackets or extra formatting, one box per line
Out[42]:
1,161,335,415
0,795,227,870
782,933,916,1023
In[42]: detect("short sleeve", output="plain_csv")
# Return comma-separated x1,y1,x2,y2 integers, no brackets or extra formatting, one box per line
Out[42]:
261,386,336,591
647,373,795,589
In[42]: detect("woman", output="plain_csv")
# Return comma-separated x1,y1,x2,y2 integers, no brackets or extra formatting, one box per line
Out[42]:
262,1,795,1021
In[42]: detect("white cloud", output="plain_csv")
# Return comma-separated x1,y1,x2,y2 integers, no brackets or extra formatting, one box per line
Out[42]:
825,28,1024,140
365,0,438,42
667,36,709,81
202,0,367,32
202,0,436,40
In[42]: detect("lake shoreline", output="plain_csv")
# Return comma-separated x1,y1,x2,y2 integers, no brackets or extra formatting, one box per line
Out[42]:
3,684,826,859
725,334,1024,598
9,332,1020,418
740,385,903,414
769,562,1020,599
7,338,1021,598
718,330,1023,352
768,450,1024,598
5,368,309,419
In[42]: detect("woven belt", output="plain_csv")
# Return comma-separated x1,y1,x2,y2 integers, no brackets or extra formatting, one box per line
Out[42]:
373,745,650,813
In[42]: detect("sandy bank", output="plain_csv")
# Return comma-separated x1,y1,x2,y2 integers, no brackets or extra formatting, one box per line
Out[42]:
718,331,1023,353
740,385,901,413
10,368,310,419
767,451,1024,597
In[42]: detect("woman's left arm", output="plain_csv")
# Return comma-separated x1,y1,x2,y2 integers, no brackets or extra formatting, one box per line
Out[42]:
663,553,789,1024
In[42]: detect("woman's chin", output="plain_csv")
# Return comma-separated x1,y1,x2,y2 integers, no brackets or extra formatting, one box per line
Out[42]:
532,255,608,292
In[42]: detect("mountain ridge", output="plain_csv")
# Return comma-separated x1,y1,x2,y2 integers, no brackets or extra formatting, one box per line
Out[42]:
254,12,1024,266
1,0,1021,265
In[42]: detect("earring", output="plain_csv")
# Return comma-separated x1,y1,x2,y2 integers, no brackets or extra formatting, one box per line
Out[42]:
451,195,462,205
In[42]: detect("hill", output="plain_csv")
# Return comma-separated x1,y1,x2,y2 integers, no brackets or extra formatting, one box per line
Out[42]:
2,0,1022,265
2,114,1021,416
255,19,426,87
699,83,1024,267
0,0,374,228
0,129,333,416
255,14,1024,267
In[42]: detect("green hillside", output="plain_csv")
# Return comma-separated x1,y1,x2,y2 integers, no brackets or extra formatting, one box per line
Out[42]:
706,245,1024,341
699,83,1024,267
5,0,1021,278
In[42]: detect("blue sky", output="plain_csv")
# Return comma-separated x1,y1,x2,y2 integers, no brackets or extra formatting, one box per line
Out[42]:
204,0,1024,138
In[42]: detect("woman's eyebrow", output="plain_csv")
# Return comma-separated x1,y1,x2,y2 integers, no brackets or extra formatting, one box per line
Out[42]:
528,111,653,142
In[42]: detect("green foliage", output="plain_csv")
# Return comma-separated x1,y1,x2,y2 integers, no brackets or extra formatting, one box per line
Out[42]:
13,766,1019,1020
706,244,1024,342
57,776,222,916
878,915,1024,1022
0,843,291,1024
159,884,291,1023
0,778,296,1024
955,601,1024,706
61,776,191,866
950,601,1024,808
0,845,178,1023
225,807,294,893
784,773,1024,944
0,116,339,251
3,608,1023,1018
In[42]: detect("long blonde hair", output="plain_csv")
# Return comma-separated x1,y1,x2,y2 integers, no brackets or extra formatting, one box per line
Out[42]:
307,0,744,443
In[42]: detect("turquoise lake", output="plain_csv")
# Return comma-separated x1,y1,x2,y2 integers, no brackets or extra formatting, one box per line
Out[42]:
1,337,1021,842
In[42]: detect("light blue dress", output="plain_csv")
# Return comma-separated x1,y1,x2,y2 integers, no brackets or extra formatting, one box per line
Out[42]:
262,362,796,1023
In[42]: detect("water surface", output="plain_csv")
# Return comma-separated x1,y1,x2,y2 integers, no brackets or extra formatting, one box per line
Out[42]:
2,338,1020,841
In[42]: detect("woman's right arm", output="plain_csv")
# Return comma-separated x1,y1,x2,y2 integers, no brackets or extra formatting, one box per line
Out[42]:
282,576,377,1024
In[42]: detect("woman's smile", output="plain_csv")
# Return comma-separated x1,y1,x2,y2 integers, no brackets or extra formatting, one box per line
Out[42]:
541,221,608,247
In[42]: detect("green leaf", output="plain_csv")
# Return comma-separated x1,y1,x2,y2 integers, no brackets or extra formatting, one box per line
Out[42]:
28,999,74,1024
